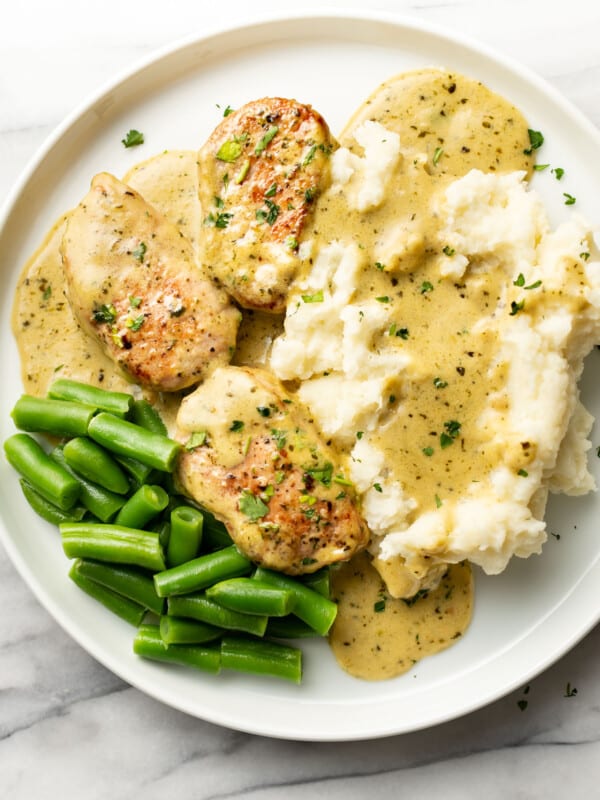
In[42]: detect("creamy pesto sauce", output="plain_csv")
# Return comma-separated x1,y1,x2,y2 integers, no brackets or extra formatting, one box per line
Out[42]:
11,69,534,681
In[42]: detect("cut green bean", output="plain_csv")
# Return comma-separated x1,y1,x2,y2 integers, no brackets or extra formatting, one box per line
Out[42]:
206,578,295,617
51,446,126,522
20,479,86,525
63,437,130,495
48,379,133,418
167,594,267,636
160,615,223,644
302,568,331,598
114,454,155,487
166,506,203,567
130,399,167,435
115,484,169,529
72,558,165,615
133,624,221,673
154,545,251,597
11,394,96,438
69,561,146,626
61,522,165,572
4,433,81,510
265,615,321,639
253,567,337,636
200,508,233,550
220,635,302,683
88,412,181,472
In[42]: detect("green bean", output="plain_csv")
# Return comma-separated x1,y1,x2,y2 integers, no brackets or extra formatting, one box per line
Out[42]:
167,594,267,637
114,454,155,487
115,484,169,529
88,412,180,472
48,379,133,418
72,558,165,615
220,636,302,683
19,479,86,525
4,433,81,510
302,568,331,598
130,399,167,436
200,508,233,550
69,561,146,626
63,437,130,495
133,624,221,673
51,446,126,522
253,567,337,636
206,578,295,617
159,615,223,645
154,545,251,597
10,394,96,438
61,522,166,572
265,616,320,639
166,506,203,567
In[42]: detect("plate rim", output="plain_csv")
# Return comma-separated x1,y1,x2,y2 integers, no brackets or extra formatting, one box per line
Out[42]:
1,8,599,741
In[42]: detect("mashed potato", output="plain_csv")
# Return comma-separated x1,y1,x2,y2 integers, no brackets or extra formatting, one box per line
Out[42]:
269,121,600,594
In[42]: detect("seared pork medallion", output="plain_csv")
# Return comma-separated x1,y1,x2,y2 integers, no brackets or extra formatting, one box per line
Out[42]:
198,97,337,313
61,173,240,392
175,366,369,574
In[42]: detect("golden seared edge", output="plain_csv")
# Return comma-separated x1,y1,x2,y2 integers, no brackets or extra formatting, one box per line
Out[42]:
61,173,240,392
198,97,337,314
175,366,369,574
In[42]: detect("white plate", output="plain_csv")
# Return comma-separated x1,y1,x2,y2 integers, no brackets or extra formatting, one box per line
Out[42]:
1,10,599,741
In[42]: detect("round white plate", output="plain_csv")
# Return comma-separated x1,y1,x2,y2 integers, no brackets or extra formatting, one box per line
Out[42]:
1,10,599,741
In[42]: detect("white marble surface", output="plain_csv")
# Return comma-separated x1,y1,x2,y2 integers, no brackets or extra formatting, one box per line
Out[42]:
2,0,600,795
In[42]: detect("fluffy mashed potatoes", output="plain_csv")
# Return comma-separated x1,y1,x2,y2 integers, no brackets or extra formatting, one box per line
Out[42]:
269,118,600,597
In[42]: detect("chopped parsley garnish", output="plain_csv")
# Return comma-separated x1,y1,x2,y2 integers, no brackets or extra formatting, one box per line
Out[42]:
517,699,528,711
93,303,117,324
234,159,250,184
214,195,224,208
373,483,383,493
256,406,271,418
333,474,353,487
403,588,429,607
513,273,525,287
518,468,529,477
374,599,386,613
129,296,142,308
375,295,391,303
510,300,525,315
301,290,324,303
223,105,234,117
270,429,287,449
205,211,233,229
286,236,299,251
304,187,315,203
420,281,434,293
126,314,145,332
185,431,207,451
229,420,244,432
356,431,364,440
264,182,277,198
239,489,269,521
302,144,317,167
564,682,578,698
302,557,318,566
422,447,434,457
433,376,448,389
256,200,280,226
533,163,549,171
580,251,590,261
442,245,455,256
396,327,409,339
122,129,144,148
305,462,333,487
433,146,444,165
440,420,461,448
42,285,52,301
524,129,544,155
435,494,443,508
255,126,279,155
133,242,147,262
552,167,565,180
216,139,243,162
525,280,542,290
375,261,386,271
563,193,576,205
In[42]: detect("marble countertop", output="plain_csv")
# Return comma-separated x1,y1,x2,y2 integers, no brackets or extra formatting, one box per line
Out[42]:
2,1,600,796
